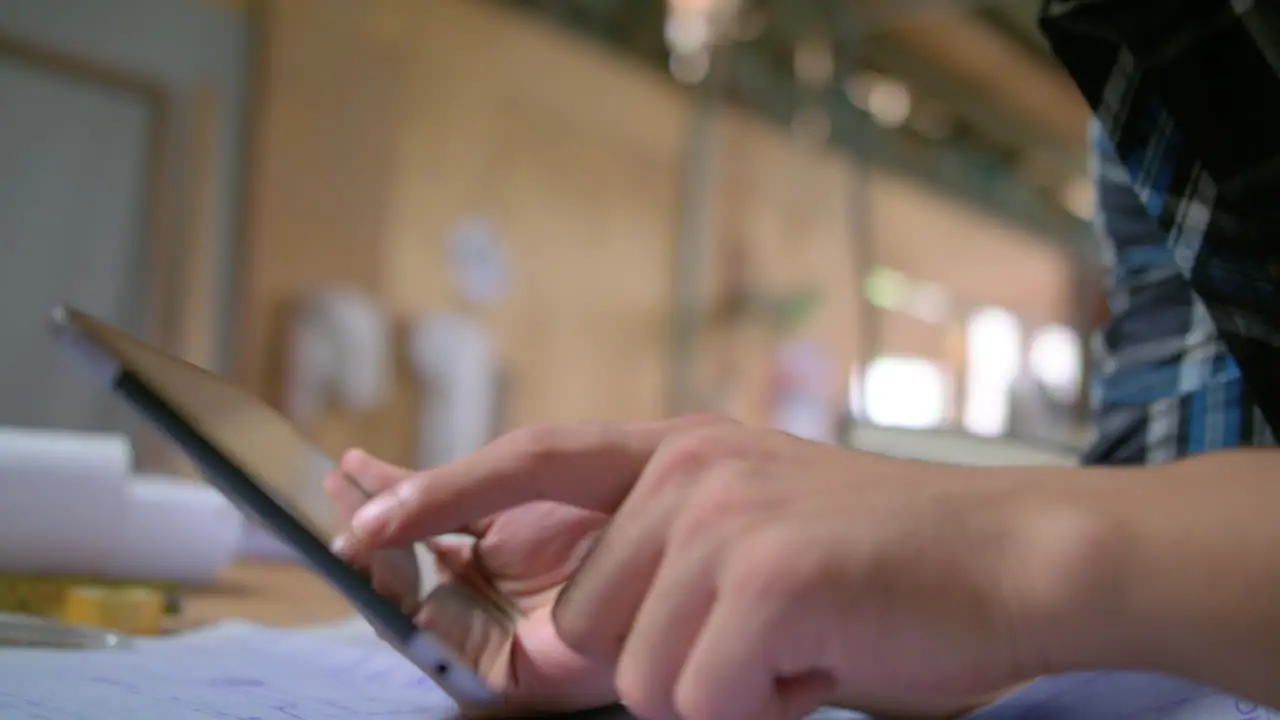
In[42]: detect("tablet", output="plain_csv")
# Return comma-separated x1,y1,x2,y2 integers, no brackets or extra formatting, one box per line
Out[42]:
48,304,499,707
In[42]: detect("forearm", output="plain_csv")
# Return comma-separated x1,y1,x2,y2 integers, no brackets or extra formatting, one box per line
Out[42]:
1046,449,1280,705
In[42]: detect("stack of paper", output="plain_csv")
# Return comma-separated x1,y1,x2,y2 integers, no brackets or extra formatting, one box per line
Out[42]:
969,672,1266,719
0,620,1268,719
0,626,445,719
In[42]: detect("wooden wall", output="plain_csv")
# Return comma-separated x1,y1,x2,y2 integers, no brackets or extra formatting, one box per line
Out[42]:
234,0,1075,472
703,113,860,422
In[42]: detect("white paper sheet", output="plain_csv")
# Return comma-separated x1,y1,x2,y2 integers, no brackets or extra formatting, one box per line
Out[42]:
0,619,1269,720
99,476,244,585
0,426,132,575
964,671,1274,720
0,624,456,720
0,427,245,583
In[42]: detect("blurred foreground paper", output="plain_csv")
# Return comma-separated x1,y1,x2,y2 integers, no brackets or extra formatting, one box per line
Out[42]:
0,427,133,576
0,620,1267,719
102,475,244,585
0,623,457,719
964,671,1274,719
0,427,243,584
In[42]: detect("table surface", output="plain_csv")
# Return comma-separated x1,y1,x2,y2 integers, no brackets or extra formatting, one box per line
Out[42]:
180,563,999,720
181,563,355,628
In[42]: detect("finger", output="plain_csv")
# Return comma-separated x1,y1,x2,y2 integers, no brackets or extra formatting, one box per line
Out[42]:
552,457,723,661
769,673,837,720
352,416,724,547
325,449,415,568
675,595,778,720
323,472,368,522
332,450,488,545
330,531,419,611
342,447,414,493
369,547,424,613
549,502,670,661
330,533,369,570
325,448,412,521
613,538,717,720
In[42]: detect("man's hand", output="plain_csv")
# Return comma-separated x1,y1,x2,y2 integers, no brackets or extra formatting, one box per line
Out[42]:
325,450,618,716
341,417,1113,720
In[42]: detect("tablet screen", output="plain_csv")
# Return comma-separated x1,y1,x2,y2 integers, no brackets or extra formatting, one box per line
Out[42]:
51,306,419,640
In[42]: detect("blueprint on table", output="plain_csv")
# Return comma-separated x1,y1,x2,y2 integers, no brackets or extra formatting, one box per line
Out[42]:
0,624,457,720
964,672,1276,720
0,621,1272,720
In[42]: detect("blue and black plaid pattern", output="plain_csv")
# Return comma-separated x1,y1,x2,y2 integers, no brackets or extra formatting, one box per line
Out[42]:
1041,0,1280,463
1084,121,1275,464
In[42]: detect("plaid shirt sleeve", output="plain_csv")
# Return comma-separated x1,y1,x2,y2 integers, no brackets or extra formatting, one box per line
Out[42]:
1086,119,1276,465
1041,0,1280,437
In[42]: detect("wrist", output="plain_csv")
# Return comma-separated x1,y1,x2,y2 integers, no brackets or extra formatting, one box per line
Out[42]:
1052,451,1280,703
994,466,1146,678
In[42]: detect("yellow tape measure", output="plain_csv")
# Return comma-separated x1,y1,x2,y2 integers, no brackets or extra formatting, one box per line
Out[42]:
0,575,179,635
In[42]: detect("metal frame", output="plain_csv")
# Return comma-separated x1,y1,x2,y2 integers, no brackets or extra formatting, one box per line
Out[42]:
667,45,729,415
498,0,1093,255
0,31,180,351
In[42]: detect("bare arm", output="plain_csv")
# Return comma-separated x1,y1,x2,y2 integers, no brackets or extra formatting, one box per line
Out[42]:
1042,449,1280,706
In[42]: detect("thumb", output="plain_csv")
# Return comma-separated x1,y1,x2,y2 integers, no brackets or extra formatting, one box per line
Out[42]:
415,581,515,685
425,537,474,583
426,536,523,622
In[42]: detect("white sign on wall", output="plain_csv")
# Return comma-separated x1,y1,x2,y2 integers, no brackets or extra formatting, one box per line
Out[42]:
448,216,510,307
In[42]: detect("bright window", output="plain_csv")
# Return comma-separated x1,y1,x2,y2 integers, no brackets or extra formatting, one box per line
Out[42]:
857,356,948,430
963,307,1022,437
1029,324,1083,403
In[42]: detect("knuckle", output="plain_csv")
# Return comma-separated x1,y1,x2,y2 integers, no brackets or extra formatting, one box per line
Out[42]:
614,658,669,720
724,529,825,601
501,422,619,465
363,473,428,540
388,472,429,509
683,424,747,454
322,473,358,514
672,468,755,541
499,423,569,460
698,464,752,504
651,426,745,481
673,681,716,720
321,471,343,497
551,601,595,655
670,425,741,464
676,412,739,430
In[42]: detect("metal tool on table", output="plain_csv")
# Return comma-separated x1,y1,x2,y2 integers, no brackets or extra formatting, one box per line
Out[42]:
0,574,177,624
0,611,132,650
0,573,173,646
